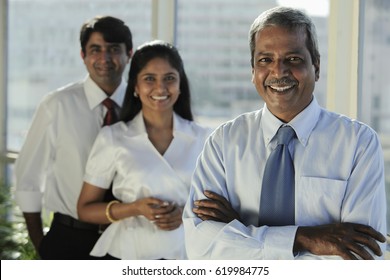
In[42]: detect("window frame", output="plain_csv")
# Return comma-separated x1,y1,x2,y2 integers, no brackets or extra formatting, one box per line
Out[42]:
326,0,360,118
1,0,8,181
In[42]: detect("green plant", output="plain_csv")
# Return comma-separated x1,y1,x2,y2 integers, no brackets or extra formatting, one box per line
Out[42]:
0,181,38,260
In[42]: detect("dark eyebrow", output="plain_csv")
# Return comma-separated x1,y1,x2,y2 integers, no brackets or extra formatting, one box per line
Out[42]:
87,44,102,50
165,72,178,76
139,72,178,77
106,43,122,48
285,49,306,56
255,51,272,57
140,73,156,77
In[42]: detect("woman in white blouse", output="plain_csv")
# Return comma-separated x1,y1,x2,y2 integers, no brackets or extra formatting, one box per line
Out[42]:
77,40,212,259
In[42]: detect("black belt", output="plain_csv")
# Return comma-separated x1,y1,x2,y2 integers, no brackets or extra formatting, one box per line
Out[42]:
53,213,100,231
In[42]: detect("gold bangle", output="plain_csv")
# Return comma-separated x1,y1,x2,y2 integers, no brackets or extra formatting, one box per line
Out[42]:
105,200,120,223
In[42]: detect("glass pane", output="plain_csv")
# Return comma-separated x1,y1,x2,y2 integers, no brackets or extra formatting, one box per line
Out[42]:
176,0,329,128
359,0,390,235
7,0,152,151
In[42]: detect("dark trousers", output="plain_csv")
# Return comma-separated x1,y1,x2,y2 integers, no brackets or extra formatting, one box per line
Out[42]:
38,214,101,260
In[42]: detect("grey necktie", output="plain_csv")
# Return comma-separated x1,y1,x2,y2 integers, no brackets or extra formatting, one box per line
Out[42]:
259,125,296,226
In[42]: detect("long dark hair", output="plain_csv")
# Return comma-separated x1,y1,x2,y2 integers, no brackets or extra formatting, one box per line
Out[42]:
120,40,193,122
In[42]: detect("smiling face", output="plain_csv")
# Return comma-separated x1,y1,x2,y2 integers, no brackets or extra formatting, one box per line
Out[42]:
251,26,320,122
135,57,180,116
81,32,131,95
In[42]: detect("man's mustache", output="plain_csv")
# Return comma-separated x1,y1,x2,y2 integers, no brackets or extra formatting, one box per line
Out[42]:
265,77,298,86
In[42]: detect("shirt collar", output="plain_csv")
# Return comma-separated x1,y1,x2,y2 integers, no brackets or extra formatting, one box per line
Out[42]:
126,112,196,140
261,96,321,147
83,75,127,110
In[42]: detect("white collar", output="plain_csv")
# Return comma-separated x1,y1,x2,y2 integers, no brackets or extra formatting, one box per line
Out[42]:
124,112,197,140
261,96,321,147
83,75,127,110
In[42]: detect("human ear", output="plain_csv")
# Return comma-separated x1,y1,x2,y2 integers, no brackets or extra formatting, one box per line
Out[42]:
80,49,86,60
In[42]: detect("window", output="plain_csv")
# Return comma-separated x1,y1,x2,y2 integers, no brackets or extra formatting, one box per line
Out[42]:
359,0,390,234
7,0,329,148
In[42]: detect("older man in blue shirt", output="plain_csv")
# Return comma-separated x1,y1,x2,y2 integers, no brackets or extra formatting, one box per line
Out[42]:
183,6,387,260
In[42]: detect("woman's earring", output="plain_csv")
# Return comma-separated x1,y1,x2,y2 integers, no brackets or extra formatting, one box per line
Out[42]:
133,92,138,98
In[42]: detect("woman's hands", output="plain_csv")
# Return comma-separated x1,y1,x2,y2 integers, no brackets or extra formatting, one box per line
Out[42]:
135,197,183,231
78,182,183,231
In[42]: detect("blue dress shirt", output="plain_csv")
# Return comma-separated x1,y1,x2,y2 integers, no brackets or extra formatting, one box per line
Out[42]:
183,97,387,259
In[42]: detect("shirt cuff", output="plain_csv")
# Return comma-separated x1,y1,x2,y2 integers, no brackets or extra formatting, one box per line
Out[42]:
263,225,298,259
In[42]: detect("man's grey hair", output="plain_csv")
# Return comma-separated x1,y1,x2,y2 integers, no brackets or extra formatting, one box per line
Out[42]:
249,6,320,67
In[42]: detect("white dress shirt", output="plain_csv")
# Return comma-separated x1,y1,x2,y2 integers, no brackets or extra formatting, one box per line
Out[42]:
14,75,126,219
183,97,387,260
84,112,212,259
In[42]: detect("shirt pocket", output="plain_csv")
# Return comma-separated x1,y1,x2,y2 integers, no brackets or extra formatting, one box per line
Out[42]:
296,176,347,225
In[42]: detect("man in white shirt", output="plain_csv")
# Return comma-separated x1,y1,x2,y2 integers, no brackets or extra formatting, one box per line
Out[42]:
14,16,133,259
183,7,387,259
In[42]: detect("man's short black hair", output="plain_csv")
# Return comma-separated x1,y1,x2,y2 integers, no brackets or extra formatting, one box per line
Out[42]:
80,15,133,55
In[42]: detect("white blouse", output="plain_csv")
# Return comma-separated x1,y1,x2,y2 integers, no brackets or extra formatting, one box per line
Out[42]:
84,112,212,259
